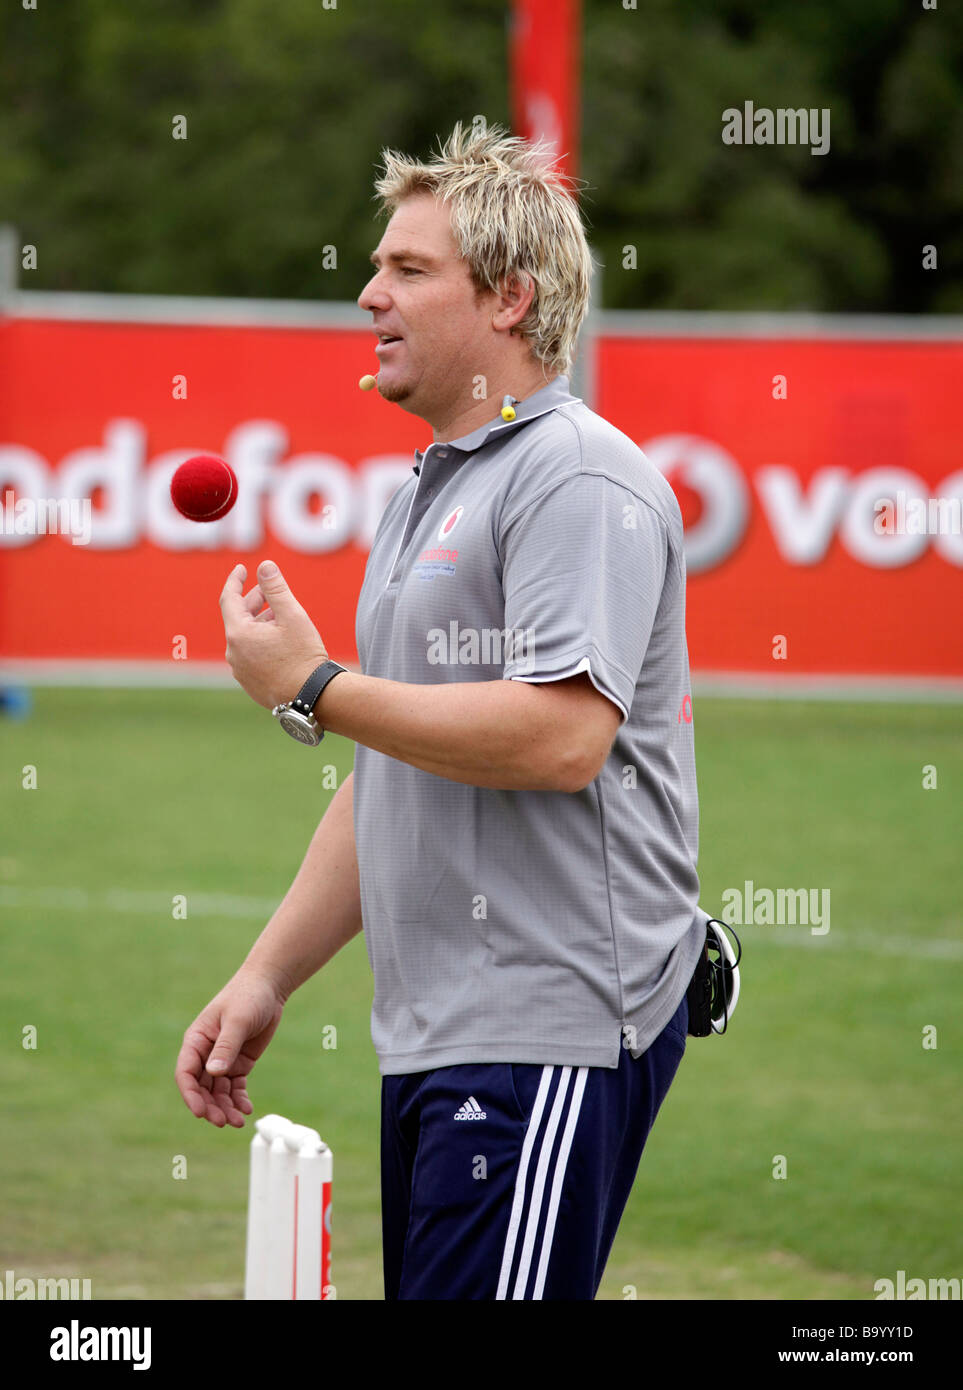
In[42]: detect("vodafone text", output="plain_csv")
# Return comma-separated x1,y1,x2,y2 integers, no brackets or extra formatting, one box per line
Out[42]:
2,423,961,569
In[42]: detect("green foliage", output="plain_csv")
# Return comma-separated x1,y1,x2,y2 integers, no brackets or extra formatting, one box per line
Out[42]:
584,0,962,311
0,0,959,311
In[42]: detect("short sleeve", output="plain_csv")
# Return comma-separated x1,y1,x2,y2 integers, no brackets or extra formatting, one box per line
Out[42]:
499,472,669,722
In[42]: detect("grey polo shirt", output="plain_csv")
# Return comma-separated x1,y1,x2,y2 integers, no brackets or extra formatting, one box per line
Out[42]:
353,374,706,1075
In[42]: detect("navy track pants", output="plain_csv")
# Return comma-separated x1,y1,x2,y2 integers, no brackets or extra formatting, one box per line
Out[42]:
380,992,688,1300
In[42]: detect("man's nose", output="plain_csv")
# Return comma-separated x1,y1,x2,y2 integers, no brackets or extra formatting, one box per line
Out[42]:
358,272,388,312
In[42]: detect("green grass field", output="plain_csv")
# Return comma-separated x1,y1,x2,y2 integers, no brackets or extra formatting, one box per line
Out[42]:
1,689,960,1300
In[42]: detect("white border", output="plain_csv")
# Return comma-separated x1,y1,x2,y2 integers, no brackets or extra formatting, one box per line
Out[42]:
592,310,963,340
1,290,368,330
0,659,359,688
0,660,959,702
5,291,962,341
690,672,963,703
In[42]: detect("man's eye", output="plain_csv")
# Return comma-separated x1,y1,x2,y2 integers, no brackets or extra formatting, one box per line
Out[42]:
400,267,421,276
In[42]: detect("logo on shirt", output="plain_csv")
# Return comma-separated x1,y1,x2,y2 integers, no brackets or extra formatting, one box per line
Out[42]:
412,505,465,580
413,544,458,581
438,505,464,540
453,1096,487,1121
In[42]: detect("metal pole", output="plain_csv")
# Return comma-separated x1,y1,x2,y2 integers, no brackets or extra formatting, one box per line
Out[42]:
0,224,19,308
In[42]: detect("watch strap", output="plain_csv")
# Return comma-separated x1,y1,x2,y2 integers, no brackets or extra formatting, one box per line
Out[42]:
291,660,347,721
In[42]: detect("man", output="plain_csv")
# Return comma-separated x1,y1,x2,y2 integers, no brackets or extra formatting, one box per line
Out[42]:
176,121,706,1300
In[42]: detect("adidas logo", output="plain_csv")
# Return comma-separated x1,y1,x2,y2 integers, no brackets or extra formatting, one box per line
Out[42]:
453,1096,487,1121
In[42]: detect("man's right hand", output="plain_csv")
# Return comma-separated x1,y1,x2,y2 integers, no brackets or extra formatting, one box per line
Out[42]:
175,969,287,1128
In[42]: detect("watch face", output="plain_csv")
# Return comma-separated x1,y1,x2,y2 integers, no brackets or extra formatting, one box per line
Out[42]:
278,709,322,746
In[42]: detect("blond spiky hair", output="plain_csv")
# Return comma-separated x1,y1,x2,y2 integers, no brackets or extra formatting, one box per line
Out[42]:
372,120,594,378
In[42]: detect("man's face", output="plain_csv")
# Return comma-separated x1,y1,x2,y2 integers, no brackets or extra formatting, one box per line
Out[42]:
357,192,495,417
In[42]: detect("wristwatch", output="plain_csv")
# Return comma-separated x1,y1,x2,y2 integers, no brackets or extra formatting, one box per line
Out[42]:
272,660,347,746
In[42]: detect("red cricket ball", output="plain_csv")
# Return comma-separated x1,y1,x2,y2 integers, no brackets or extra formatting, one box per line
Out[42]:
170,455,238,522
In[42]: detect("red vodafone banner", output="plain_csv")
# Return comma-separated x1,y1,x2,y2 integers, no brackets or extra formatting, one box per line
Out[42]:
0,303,961,683
0,310,422,669
595,326,963,680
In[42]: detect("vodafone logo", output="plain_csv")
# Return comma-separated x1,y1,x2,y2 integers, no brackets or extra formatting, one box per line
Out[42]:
643,434,749,573
643,433,963,570
438,505,464,541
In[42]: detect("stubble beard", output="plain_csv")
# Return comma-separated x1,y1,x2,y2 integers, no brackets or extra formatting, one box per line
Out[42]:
377,375,412,404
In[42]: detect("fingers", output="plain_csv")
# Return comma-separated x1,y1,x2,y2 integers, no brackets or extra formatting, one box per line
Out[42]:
195,1077,250,1128
255,560,298,614
243,582,278,622
176,1053,252,1128
207,1074,252,1129
206,1026,245,1077
176,982,284,1129
176,1025,251,1128
240,583,265,617
175,1033,219,1119
218,563,248,627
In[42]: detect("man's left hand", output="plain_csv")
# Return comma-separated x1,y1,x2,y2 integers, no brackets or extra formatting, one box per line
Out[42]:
220,560,329,710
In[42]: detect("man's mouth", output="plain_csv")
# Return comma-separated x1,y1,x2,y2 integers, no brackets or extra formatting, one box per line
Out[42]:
375,336,403,354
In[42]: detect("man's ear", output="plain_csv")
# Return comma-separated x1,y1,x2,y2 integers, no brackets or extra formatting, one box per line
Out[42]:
492,271,535,333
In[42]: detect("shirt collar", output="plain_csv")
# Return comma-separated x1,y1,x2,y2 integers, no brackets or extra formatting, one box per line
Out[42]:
412,375,579,473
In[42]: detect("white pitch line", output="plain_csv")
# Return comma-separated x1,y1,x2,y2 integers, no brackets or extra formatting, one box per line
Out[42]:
732,925,963,961
0,884,280,918
0,884,960,959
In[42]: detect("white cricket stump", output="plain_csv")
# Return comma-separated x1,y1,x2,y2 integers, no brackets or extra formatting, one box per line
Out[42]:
244,1114,333,1299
